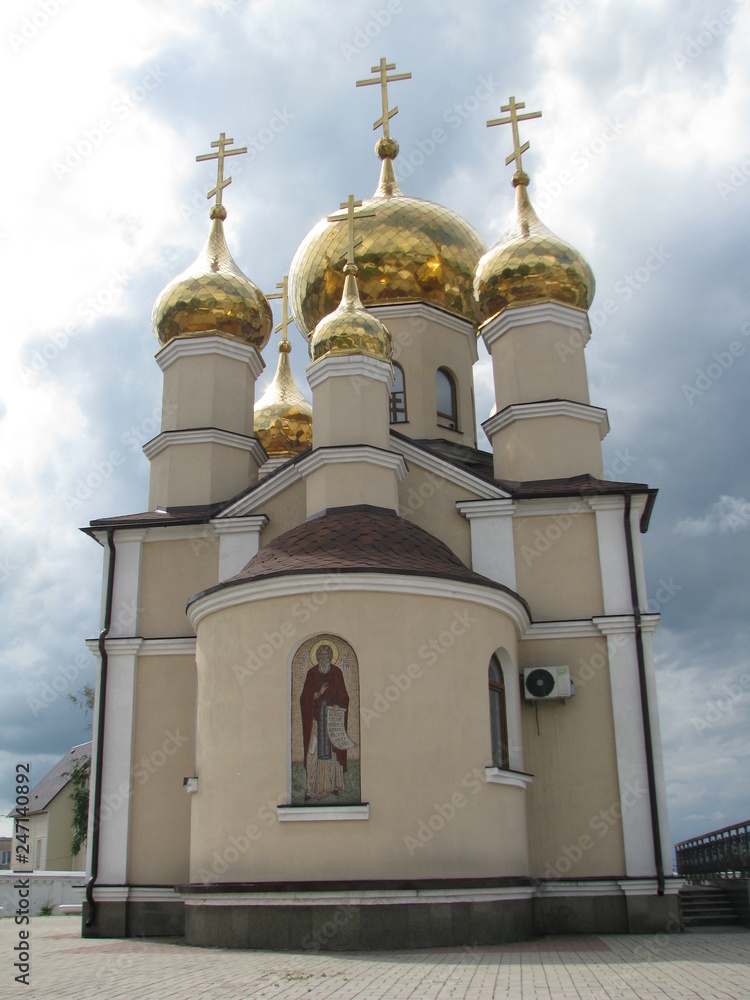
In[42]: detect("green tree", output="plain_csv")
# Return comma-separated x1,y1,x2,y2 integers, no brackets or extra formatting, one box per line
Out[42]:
67,684,95,857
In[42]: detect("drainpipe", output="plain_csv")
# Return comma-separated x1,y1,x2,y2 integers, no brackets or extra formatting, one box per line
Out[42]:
623,493,665,895
85,528,116,927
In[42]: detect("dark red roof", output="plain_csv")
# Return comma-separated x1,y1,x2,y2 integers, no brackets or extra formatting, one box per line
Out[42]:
188,505,528,612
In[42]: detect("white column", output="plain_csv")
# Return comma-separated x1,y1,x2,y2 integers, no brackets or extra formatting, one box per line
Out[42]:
456,499,517,589
212,516,268,581
641,616,672,869
589,497,632,616
594,617,656,877
87,638,141,885
104,530,146,638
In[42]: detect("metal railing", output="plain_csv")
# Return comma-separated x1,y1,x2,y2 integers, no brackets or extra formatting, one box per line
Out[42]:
676,820,750,881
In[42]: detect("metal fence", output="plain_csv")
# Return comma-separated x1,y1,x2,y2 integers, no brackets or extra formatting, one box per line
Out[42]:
676,820,750,881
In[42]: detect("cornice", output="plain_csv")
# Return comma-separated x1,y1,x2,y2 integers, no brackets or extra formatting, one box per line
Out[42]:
155,335,264,378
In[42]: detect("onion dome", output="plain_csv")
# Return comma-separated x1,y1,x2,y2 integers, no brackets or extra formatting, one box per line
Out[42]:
474,171,595,326
152,205,273,349
254,338,312,457
289,138,487,338
309,262,392,363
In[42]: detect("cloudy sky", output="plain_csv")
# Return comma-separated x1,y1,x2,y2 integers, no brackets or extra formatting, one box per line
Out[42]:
1,0,748,858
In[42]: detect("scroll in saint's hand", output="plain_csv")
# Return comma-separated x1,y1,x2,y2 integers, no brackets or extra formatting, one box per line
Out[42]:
326,706,356,751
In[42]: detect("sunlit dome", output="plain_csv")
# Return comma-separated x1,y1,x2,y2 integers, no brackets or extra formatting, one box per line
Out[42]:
309,263,392,364
254,338,312,458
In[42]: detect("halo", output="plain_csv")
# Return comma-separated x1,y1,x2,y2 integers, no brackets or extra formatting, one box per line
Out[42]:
310,638,339,665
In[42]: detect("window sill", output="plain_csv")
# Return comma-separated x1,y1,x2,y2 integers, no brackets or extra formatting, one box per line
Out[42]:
277,804,370,822
485,767,533,789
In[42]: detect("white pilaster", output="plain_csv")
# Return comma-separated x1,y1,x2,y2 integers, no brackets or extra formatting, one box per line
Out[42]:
589,497,631,616
102,530,146,638
456,499,517,590
211,516,268,581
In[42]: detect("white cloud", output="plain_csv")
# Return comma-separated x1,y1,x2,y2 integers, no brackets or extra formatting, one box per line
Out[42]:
674,495,750,537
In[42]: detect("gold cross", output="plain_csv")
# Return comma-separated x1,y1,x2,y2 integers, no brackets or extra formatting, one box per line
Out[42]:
196,132,248,209
356,57,411,138
487,96,542,173
266,276,290,341
327,195,376,267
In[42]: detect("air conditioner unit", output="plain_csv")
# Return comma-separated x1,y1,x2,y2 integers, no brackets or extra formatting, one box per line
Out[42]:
523,666,573,701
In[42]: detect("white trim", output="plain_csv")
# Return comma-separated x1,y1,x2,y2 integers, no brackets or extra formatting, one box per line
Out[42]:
514,497,593,518
370,301,479,364
480,301,591,349
221,464,303,517
524,620,601,639
300,445,407,482
188,572,531,635
141,525,213,543
306,354,394,390
155,335,264,378
484,767,533,789
183,885,535,907
456,499,516,519
535,879,625,898
85,637,143,656
483,400,610,441
593,615,635,636
258,455,291,478
617,877,677,897
277,804,369,822
106,532,144,639
139,638,196,656
391,437,509,500
143,428,266,463
457,500,517,589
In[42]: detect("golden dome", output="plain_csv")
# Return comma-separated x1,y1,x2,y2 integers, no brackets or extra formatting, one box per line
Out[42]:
152,207,273,349
310,264,392,363
289,146,487,338
474,173,595,326
254,339,312,457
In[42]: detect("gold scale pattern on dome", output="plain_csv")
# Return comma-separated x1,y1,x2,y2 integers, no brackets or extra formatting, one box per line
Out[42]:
474,97,595,326
309,196,392,363
254,277,313,457
289,58,487,339
152,133,272,349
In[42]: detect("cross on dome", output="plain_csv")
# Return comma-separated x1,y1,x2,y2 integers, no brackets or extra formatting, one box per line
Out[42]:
196,132,248,218
356,57,412,140
266,276,292,348
487,96,542,182
326,195,376,271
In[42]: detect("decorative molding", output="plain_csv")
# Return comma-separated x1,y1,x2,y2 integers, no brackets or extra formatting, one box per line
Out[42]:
514,497,594,518
587,495,626,512
155,335,264,378
300,445,407,482
534,879,625,898
456,499,516,519
484,766,533,789
258,455,290,479
188,571,531,636
143,428,266,463
391,438,509,500
483,400,610,441
480,301,591,349
306,354,394,390
593,615,636,636
277,804,370,822
211,516,268,535
221,463,303,517
370,301,479,364
139,638,196,656
183,885,535,906
524,620,601,639
85,637,143,656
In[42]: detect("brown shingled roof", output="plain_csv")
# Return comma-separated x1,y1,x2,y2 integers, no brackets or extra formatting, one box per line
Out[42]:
189,505,528,612
8,742,91,818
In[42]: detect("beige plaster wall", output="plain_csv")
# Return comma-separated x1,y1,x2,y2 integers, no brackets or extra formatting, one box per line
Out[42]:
148,442,256,509
397,463,477,566
139,538,220,637
311,374,391,451
190,589,529,883
519,636,626,878
127,655,196,885
382,312,477,448
492,417,604,482
488,321,591,408
161,352,256,435
13,813,48,870
305,462,399,517
45,788,84,871
256,478,307,546
513,512,605,621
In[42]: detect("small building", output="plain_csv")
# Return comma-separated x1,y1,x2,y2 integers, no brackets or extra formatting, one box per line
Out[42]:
0,837,11,870
10,742,91,872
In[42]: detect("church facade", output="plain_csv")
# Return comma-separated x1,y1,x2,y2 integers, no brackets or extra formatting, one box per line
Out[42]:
81,63,678,949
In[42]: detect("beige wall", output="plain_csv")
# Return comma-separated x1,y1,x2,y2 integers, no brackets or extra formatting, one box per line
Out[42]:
191,590,529,883
148,441,257,509
491,416,604,482
519,636,626,878
311,373,391,451
381,311,477,448
45,787,85,871
161,352,256,436
258,479,307,546
139,538,220,637
514,512,605,622
487,320,591,408
13,812,48,871
398,463,477,566
305,461,399,517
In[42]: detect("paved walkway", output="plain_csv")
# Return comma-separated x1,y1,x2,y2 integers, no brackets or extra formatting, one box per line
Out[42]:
1,916,750,999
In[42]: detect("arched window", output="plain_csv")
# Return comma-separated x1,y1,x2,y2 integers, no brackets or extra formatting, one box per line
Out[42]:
436,368,457,431
488,655,509,770
389,363,407,423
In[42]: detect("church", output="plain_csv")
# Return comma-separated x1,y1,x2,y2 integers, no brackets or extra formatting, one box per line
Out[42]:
81,59,678,949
